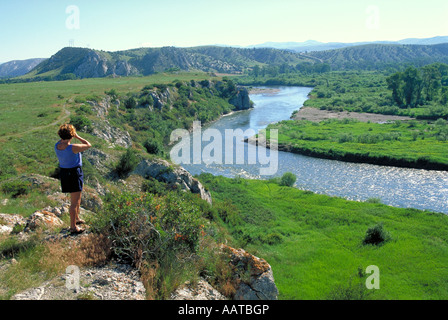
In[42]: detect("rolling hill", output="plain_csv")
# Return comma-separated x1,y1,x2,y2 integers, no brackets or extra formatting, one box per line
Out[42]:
9,41,448,81
307,43,448,70
21,46,313,81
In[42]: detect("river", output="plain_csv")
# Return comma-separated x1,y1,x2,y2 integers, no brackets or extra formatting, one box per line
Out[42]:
174,86,448,214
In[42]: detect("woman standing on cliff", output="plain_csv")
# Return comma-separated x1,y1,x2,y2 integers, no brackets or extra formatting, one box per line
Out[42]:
55,124,92,234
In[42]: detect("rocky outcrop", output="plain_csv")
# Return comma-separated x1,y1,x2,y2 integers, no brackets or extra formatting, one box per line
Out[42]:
90,119,132,148
24,210,64,232
133,159,212,204
149,87,174,110
222,245,279,300
171,279,226,300
229,87,253,110
12,263,145,300
83,148,111,176
0,213,26,235
74,51,109,78
168,245,279,301
73,51,138,79
84,97,132,148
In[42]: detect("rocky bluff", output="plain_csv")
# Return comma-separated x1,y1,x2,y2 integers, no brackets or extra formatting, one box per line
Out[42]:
141,79,253,112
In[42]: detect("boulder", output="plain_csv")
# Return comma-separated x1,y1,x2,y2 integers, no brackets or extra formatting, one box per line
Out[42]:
0,213,27,235
24,210,64,232
170,279,226,300
222,245,279,300
229,87,253,110
133,159,212,204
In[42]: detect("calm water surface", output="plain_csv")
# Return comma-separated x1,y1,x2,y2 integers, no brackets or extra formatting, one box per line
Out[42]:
175,86,448,214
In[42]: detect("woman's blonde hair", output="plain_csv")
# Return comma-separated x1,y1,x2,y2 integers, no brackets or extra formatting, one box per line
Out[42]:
58,124,77,140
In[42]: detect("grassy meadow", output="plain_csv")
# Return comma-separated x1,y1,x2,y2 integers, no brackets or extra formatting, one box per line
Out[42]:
266,118,448,170
0,72,220,177
199,173,448,300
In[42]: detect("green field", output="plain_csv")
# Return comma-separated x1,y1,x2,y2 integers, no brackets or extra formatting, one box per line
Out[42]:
199,173,448,300
0,72,222,177
265,118,448,170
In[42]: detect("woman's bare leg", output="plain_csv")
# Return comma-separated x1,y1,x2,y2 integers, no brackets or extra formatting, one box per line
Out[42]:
70,191,82,231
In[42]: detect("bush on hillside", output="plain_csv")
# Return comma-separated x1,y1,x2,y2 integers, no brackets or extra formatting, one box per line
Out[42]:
144,139,164,156
363,222,391,246
1,180,32,198
70,115,92,133
280,172,297,187
115,148,139,178
89,191,207,268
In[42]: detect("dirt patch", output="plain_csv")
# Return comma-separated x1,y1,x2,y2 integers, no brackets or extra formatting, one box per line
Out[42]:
248,87,281,95
293,107,413,123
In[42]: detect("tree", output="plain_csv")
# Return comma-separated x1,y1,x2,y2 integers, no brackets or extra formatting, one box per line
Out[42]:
251,65,260,77
402,67,423,107
421,65,442,102
386,72,405,106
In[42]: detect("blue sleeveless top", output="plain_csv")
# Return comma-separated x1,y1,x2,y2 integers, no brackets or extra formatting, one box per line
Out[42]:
55,142,82,169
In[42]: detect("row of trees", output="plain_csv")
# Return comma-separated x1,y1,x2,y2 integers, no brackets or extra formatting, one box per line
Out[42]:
248,62,331,78
386,63,448,108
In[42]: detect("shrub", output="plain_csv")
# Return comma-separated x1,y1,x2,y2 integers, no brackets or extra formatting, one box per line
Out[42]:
142,177,168,196
363,222,390,246
115,148,139,178
280,172,297,187
1,180,32,198
124,96,137,109
70,115,92,132
365,197,382,204
89,192,207,268
144,139,164,156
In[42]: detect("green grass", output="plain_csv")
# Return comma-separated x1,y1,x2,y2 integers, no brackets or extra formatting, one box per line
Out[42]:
199,173,448,300
0,72,220,178
266,118,448,170
236,69,448,119
0,72,216,135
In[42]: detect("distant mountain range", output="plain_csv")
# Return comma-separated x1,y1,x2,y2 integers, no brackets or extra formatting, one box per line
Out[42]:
244,36,448,52
2,36,448,80
310,43,448,70
0,58,46,78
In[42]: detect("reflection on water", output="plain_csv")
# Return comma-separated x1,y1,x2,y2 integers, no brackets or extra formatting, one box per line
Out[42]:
177,86,448,214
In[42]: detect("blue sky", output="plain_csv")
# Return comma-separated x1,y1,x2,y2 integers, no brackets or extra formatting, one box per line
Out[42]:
1,0,448,61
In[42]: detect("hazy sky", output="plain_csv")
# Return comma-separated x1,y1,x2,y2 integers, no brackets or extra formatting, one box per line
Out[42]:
1,0,448,61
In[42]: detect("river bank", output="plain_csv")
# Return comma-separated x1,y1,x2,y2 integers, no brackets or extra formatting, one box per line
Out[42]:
261,115,448,171
293,107,414,123
248,87,282,95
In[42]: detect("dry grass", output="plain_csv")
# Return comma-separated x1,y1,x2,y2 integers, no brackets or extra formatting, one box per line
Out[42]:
42,234,113,273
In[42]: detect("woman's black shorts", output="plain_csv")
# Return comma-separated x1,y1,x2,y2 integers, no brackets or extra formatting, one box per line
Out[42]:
59,166,84,193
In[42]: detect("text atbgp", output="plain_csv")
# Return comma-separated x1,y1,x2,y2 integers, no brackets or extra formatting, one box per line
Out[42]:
178,304,269,317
